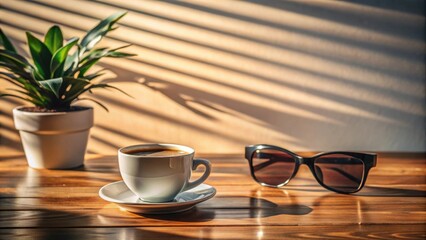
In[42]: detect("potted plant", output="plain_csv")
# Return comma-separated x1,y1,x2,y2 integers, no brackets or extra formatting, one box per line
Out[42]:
0,11,135,169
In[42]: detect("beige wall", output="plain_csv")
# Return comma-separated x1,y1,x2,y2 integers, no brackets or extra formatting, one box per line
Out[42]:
0,0,425,154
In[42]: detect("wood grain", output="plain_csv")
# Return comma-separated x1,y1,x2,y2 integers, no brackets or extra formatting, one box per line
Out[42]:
0,153,425,239
0,225,425,240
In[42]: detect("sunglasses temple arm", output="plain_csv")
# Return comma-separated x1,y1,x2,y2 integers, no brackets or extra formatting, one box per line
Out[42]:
372,156,378,167
326,167,362,184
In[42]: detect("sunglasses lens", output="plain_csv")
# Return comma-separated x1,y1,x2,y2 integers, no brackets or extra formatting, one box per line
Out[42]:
251,149,296,186
314,154,364,193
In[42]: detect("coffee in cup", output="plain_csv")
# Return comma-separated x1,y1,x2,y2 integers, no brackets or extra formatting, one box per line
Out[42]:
124,149,188,157
118,144,211,202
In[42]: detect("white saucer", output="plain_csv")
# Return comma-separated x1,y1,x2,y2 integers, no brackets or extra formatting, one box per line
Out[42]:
99,181,216,214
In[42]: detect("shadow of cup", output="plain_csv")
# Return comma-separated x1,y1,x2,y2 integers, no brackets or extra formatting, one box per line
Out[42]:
103,195,312,222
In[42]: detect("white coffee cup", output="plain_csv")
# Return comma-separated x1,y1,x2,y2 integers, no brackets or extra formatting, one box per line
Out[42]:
118,144,211,202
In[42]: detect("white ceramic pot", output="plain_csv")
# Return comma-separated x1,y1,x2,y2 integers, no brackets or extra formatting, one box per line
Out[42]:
13,106,94,169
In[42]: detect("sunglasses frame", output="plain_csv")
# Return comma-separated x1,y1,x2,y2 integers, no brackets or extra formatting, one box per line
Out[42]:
245,144,377,194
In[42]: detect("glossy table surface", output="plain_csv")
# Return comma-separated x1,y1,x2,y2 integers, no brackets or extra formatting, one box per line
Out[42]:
0,153,425,239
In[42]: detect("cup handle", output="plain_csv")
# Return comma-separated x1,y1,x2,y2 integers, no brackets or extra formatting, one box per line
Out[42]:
183,158,211,192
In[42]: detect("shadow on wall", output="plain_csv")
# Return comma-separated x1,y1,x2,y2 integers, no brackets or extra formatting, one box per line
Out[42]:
0,98,23,151
0,0,425,152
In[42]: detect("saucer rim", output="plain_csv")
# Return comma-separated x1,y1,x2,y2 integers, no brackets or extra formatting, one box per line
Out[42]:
99,181,216,206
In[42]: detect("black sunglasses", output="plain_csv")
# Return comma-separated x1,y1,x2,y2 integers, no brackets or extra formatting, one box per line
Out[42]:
245,144,377,194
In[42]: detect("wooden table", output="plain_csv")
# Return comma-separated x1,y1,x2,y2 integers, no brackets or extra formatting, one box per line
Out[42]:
0,153,425,239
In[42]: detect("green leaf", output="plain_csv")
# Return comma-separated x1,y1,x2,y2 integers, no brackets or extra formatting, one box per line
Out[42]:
80,11,127,53
0,62,30,80
84,69,105,80
26,32,52,79
6,88,43,105
63,81,130,104
112,44,132,51
80,47,108,62
0,72,25,89
76,58,100,77
61,77,91,102
75,50,134,79
84,83,132,98
30,67,44,81
21,80,45,98
0,13,132,110
76,97,109,112
39,77,63,98
102,83,133,98
44,25,63,54
80,45,133,62
50,37,78,77
0,28,17,53
63,47,79,75
0,71,31,88
107,51,136,58
0,49,31,68
0,93,34,104
0,49,33,79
